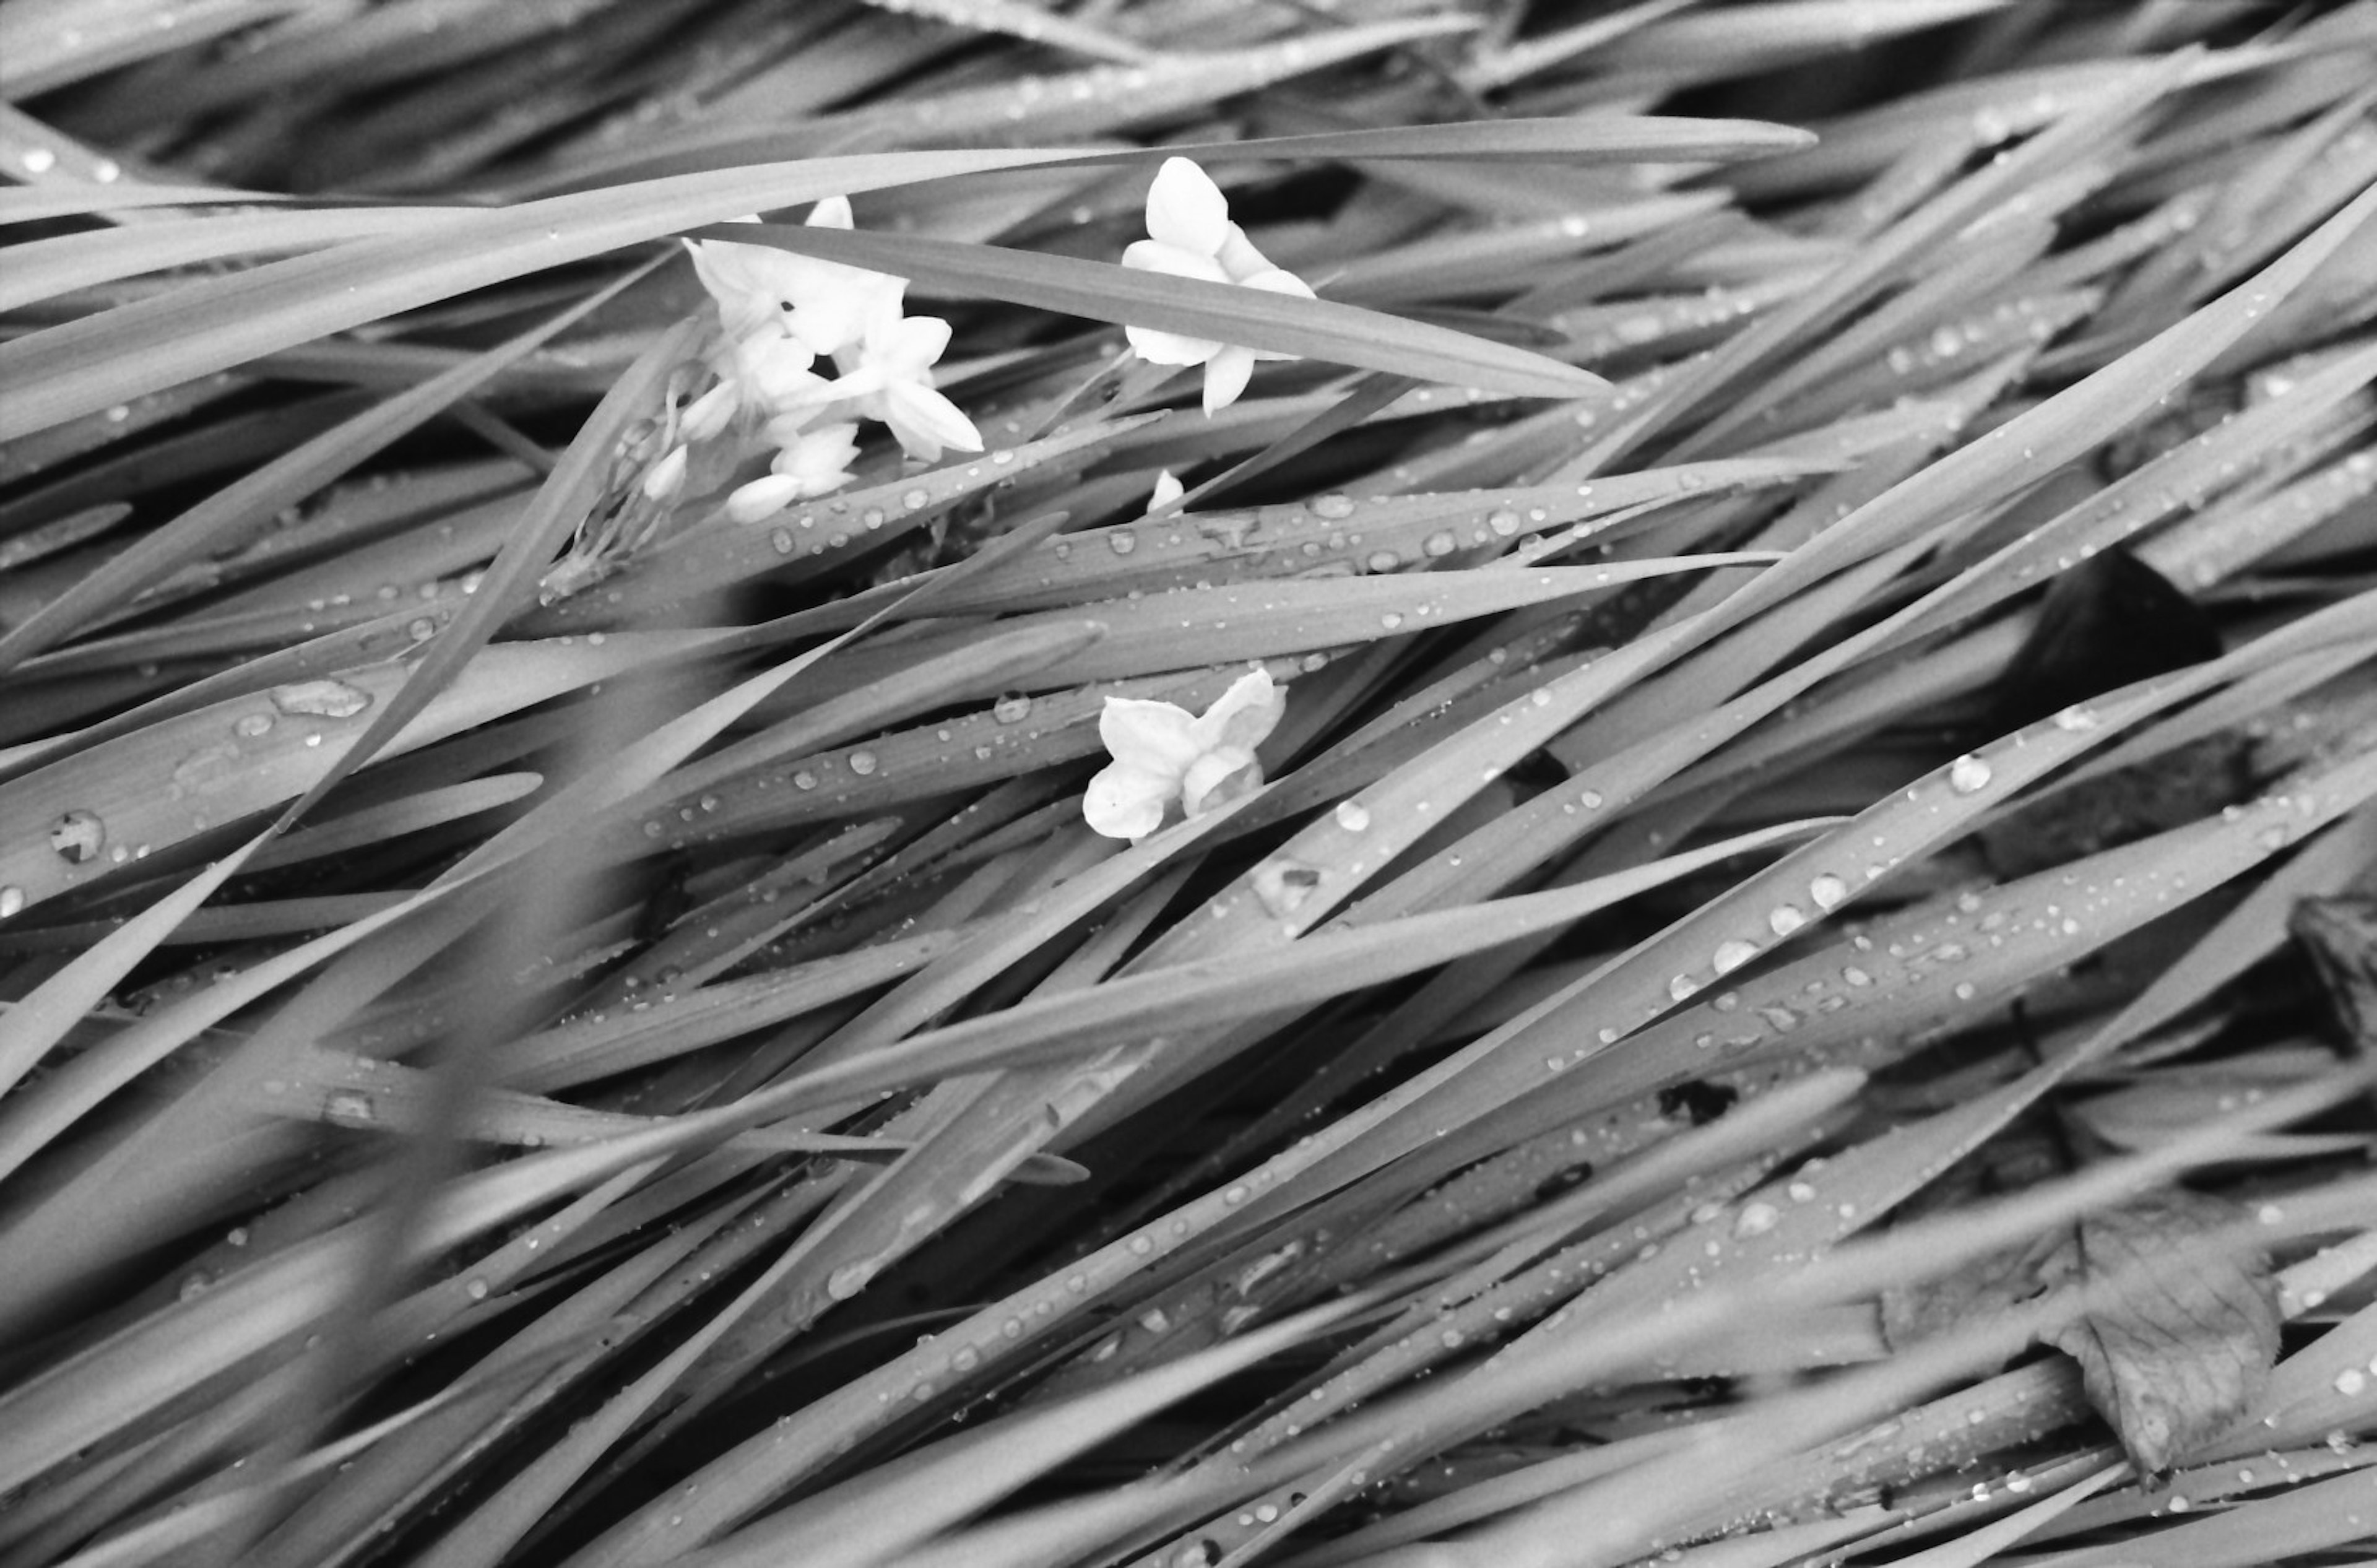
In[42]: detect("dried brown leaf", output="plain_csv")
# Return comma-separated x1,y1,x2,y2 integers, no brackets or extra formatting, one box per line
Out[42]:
1887,1189,2280,1476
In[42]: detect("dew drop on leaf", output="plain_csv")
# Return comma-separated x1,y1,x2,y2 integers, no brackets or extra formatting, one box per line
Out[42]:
1947,753,1993,793
50,809,105,864
1250,858,1323,917
271,678,373,719
1311,493,1356,519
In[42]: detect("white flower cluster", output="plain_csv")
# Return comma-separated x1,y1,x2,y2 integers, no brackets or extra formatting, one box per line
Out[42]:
654,197,984,524
1121,157,1314,415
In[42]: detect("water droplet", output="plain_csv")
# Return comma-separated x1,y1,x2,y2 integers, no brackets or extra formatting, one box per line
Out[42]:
901,488,929,509
1712,939,1758,974
1421,531,1457,558
1365,550,1400,573
2050,705,2100,732
1733,1202,1779,1237
1379,612,1405,631
1809,873,1848,909
50,809,105,864
1947,753,1992,793
465,1277,490,1301
233,713,274,738
1251,858,1323,917
792,770,818,790
847,750,878,776
325,1089,376,1125
827,1262,877,1300
271,678,372,719
1767,904,1805,937
990,693,1033,726
1668,973,1701,1003
1334,800,1370,832
0,886,23,919
1484,508,1521,537
1110,532,1137,555
1311,493,1356,519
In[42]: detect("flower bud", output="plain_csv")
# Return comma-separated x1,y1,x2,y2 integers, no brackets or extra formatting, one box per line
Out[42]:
641,444,689,503
725,472,803,523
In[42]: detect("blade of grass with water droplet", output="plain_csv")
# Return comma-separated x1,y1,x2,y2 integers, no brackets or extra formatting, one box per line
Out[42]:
0,276,633,675
0,831,267,1103
516,416,1158,633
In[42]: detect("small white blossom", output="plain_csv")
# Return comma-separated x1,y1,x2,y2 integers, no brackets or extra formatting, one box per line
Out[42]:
1083,667,1284,839
816,310,983,463
685,199,906,357
769,421,860,498
1121,158,1314,414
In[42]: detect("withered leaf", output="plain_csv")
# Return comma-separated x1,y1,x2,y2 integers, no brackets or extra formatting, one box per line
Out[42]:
1882,1189,2280,1477
2038,1190,2281,1476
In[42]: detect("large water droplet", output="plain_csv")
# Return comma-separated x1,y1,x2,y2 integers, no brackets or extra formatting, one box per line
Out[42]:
1767,904,1806,937
1311,493,1356,519
1333,799,1370,832
1947,753,1992,794
1110,532,1137,555
1712,938,1758,974
1808,873,1848,909
847,750,878,776
0,886,22,918
50,809,105,864
992,693,1032,724
1250,858,1323,917
233,713,274,738
271,678,372,719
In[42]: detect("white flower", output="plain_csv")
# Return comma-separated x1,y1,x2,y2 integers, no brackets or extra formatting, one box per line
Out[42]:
1083,667,1284,839
769,421,860,498
1121,158,1315,414
818,310,984,463
641,443,689,502
725,472,803,523
685,199,906,358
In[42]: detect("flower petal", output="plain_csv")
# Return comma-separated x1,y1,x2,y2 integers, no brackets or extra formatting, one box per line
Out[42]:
1122,238,1232,285
1145,157,1230,257
1214,222,1275,284
807,195,854,230
881,383,982,462
1180,749,1262,817
1126,323,1223,367
1083,760,1176,839
1148,469,1184,509
1201,345,1256,413
1098,695,1203,776
1190,666,1284,753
